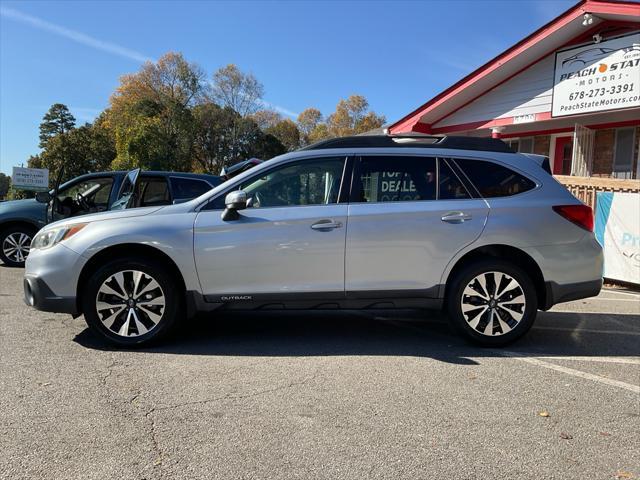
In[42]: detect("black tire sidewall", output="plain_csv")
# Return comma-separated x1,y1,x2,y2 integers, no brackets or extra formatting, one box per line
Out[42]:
82,257,180,347
447,259,538,347
0,226,35,267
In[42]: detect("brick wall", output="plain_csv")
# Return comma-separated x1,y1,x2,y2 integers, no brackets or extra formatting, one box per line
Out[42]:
592,129,615,176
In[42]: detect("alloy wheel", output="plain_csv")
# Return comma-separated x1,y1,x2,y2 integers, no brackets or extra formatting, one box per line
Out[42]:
2,232,32,264
95,270,166,337
460,271,526,336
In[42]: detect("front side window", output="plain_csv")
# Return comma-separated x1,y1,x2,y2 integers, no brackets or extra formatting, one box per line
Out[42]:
57,177,114,215
241,157,344,208
454,158,536,198
354,156,436,203
207,157,345,210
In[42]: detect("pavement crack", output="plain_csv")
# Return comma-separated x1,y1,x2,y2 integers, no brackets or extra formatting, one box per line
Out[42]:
99,358,118,388
153,369,321,413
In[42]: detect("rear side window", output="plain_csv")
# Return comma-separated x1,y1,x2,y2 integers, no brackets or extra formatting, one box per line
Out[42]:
439,159,470,200
454,158,536,198
171,177,212,200
139,178,170,206
355,156,436,203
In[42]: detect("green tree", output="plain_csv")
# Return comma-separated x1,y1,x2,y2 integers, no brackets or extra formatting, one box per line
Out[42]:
266,119,300,151
29,120,116,182
39,103,76,148
192,103,285,174
108,52,204,171
0,172,10,199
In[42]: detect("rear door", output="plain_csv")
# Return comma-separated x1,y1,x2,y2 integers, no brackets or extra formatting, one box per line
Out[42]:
345,155,489,295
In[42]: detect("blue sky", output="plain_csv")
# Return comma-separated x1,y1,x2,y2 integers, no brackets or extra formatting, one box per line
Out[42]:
0,0,575,175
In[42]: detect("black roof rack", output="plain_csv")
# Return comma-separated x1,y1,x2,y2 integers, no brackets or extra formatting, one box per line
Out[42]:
301,134,514,153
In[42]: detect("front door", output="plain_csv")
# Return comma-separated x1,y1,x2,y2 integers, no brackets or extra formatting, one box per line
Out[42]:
345,155,489,295
194,156,348,298
553,136,573,175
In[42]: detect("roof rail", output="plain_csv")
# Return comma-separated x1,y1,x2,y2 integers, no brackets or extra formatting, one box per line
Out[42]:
301,134,514,153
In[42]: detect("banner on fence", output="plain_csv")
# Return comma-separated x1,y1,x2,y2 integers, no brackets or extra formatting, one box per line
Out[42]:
595,192,640,285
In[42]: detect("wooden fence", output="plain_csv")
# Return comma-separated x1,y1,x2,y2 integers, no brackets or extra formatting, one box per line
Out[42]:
555,175,640,211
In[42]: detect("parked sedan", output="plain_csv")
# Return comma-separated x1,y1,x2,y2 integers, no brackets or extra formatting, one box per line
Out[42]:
0,170,221,267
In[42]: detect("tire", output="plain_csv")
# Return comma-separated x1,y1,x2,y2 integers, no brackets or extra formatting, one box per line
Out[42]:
82,257,181,347
0,226,35,267
446,259,538,347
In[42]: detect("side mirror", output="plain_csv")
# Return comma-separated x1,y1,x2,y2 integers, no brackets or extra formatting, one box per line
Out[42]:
35,191,52,204
221,190,248,221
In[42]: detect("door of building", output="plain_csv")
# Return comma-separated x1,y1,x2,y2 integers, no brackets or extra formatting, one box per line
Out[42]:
553,136,573,175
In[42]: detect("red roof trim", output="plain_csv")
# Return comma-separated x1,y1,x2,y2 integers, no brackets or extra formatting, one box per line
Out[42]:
389,0,640,134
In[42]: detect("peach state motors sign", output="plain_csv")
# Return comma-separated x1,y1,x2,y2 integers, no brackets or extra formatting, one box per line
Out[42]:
552,32,640,117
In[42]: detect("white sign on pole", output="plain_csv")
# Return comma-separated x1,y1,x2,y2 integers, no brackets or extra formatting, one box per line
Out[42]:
11,167,49,191
552,33,640,117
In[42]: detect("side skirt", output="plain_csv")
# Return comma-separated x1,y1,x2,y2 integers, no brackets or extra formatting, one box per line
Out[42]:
188,287,444,313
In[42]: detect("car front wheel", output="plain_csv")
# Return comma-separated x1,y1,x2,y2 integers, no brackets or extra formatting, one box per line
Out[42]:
0,226,34,267
82,257,180,347
447,260,537,346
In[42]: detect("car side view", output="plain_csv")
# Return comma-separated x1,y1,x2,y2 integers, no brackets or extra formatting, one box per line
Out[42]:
0,169,221,267
23,135,603,347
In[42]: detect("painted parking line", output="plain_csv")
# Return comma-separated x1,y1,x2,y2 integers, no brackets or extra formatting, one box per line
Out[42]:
600,289,640,298
501,351,640,394
532,325,640,336
517,355,640,365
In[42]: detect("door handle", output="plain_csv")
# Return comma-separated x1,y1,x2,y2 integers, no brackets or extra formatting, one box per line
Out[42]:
311,219,343,231
441,211,472,224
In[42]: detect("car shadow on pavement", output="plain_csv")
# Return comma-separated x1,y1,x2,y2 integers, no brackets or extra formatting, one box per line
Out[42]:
73,309,640,364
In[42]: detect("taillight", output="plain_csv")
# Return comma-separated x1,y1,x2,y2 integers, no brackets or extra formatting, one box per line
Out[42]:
553,204,594,232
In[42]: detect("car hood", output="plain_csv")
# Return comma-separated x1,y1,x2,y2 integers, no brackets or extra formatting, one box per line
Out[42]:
43,206,165,230
0,198,40,213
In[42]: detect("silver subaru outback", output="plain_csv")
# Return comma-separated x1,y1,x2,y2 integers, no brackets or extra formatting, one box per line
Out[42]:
24,135,603,347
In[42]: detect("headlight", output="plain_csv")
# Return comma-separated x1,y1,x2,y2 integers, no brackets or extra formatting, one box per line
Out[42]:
31,223,88,250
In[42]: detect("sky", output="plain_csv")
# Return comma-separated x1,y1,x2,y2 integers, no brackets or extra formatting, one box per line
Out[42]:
0,0,576,175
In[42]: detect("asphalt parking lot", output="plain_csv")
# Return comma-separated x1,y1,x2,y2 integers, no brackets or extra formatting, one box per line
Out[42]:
1,266,638,480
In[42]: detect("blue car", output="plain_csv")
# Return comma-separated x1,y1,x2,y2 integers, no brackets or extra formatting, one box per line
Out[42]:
0,169,221,267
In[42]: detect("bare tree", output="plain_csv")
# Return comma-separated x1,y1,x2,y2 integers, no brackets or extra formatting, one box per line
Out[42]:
210,64,264,117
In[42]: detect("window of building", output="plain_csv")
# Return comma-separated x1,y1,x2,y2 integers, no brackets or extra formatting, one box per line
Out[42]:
454,158,536,197
613,128,636,179
505,137,534,154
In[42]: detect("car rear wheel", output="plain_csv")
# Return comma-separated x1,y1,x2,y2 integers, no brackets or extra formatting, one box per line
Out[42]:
82,257,181,347
447,259,537,346
0,226,35,267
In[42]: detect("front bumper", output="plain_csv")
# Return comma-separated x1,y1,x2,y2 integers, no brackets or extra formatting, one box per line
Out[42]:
23,276,79,315
23,243,86,316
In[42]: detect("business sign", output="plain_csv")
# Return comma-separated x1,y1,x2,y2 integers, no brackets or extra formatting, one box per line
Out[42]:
11,167,49,192
552,33,640,117
595,192,640,285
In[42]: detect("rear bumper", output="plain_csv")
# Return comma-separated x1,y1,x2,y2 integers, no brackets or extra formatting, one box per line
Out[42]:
23,276,78,316
543,278,602,310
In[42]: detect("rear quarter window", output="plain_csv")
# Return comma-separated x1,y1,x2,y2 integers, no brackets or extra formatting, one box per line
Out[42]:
454,158,536,198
